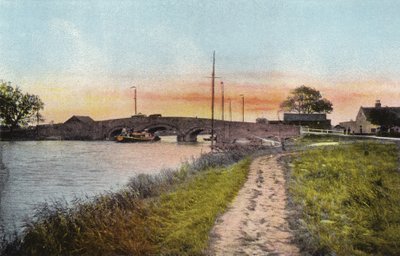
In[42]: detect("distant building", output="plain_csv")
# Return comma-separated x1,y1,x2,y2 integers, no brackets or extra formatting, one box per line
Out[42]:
338,120,356,133
333,124,346,132
283,113,331,129
64,115,94,125
339,100,400,134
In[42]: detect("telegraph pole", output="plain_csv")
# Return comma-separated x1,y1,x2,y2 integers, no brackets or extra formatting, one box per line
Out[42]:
221,81,224,121
229,98,232,121
221,81,225,142
240,94,244,122
228,98,232,143
130,86,137,115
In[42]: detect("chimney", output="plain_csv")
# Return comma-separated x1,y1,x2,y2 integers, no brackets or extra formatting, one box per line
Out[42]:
375,100,381,108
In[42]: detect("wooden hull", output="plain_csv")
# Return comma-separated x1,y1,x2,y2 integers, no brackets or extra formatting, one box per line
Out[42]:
115,135,160,143
203,137,216,141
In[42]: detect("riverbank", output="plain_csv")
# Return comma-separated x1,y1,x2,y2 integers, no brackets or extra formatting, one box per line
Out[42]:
0,139,212,234
3,139,399,255
1,148,261,255
287,142,400,255
209,140,400,255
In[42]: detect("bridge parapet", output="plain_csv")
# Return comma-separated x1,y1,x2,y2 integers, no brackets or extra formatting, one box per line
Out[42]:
35,116,300,142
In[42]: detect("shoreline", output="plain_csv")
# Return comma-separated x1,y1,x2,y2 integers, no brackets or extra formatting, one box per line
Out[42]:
3,139,399,255
1,147,262,255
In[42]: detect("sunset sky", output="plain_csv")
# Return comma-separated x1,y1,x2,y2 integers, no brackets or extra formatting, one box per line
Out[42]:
1,0,400,124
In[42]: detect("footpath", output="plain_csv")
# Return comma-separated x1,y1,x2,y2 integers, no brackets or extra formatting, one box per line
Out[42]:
208,154,300,255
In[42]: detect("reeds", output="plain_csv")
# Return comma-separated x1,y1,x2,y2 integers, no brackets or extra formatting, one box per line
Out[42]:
1,148,255,255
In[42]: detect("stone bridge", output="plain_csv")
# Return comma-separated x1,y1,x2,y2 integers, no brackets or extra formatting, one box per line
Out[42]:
37,115,300,143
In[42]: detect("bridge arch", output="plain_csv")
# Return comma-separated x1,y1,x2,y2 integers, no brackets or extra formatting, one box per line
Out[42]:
181,126,214,142
107,126,127,139
140,123,181,134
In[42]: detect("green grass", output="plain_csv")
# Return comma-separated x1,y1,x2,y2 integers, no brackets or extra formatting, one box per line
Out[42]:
150,159,251,255
2,152,251,256
295,134,344,145
296,134,369,146
289,142,400,255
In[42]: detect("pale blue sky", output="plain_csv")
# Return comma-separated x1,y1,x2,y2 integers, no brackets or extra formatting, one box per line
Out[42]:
2,0,400,81
1,0,400,123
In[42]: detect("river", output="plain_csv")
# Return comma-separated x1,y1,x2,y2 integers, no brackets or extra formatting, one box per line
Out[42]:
0,137,210,235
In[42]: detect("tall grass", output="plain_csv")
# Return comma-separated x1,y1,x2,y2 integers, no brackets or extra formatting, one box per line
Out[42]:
150,159,250,255
1,149,254,255
289,142,400,255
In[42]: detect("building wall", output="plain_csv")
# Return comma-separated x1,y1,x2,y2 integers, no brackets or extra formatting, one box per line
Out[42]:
338,121,356,133
355,108,379,134
284,120,331,129
219,123,299,144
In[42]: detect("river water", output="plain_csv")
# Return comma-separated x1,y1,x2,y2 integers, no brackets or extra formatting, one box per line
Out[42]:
0,137,210,234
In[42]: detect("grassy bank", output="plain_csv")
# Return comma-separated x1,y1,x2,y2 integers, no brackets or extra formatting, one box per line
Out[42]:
1,150,252,255
150,159,250,255
289,142,400,255
297,134,378,146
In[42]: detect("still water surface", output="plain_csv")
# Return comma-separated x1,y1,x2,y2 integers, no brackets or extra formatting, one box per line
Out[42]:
0,137,210,234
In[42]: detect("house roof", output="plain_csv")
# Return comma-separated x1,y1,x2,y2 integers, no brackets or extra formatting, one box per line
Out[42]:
361,107,400,119
64,115,95,124
334,124,345,129
283,113,327,122
339,120,356,126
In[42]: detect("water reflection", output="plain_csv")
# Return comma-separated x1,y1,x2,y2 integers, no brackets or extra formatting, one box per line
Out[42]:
0,137,210,234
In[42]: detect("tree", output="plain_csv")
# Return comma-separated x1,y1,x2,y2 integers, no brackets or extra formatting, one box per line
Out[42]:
0,81,44,133
256,117,268,124
368,108,400,132
280,85,333,114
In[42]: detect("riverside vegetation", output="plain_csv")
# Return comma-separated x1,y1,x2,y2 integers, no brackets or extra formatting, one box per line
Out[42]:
2,140,399,255
289,142,400,255
1,148,260,255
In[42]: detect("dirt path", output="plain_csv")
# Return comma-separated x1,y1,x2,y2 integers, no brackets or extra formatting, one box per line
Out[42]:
208,154,299,255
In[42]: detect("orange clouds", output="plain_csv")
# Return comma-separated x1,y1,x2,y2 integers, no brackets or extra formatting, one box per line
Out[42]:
27,71,400,125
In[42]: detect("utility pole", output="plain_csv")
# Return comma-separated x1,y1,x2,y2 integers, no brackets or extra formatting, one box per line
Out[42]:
221,81,224,121
240,94,245,122
229,98,232,121
130,86,137,115
221,81,225,143
228,98,232,143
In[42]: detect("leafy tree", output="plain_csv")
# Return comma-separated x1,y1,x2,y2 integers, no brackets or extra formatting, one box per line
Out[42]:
256,117,268,124
368,108,400,132
0,81,44,133
280,85,333,114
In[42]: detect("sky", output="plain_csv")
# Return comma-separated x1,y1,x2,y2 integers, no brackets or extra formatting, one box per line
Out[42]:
1,0,400,124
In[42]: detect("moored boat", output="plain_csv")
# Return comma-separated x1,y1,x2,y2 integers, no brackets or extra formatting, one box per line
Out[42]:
203,136,216,141
115,131,160,143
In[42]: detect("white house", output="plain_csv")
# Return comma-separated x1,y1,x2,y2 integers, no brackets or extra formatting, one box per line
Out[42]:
339,100,400,134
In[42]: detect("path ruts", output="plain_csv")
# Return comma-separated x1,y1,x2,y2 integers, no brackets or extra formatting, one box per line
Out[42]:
208,154,299,255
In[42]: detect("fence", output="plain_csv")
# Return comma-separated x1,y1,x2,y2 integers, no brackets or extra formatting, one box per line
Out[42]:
300,127,344,135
